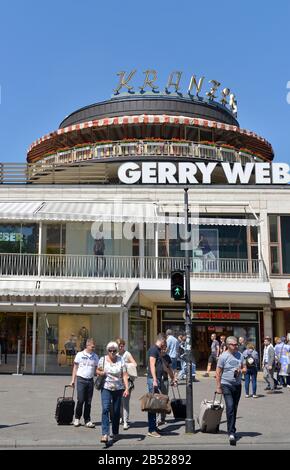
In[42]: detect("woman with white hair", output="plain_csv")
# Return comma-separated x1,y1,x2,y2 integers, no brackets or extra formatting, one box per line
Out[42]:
96,341,129,444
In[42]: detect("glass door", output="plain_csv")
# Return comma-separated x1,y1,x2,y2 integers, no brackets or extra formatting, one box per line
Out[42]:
128,317,148,367
0,312,33,373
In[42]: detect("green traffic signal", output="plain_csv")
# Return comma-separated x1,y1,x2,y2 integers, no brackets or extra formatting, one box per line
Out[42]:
171,270,185,300
174,287,183,298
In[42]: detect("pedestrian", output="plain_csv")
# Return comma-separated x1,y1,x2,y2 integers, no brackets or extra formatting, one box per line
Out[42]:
262,336,276,393
146,333,167,438
70,338,99,428
274,336,290,388
166,329,179,379
116,338,137,430
238,337,246,354
203,333,220,377
177,333,187,380
96,341,129,443
219,335,227,354
157,343,176,426
243,342,259,397
216,336,247,445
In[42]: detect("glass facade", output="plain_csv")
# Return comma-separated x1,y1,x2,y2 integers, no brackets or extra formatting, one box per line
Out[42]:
0,224,38,253
268,215,290,275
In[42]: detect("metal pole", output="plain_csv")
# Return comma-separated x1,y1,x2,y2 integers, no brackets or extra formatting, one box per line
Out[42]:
16,339,22,375
184,188,195,433
32,305,37,374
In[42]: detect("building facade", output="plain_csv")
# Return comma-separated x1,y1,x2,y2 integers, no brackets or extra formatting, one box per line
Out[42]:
0,82,290,373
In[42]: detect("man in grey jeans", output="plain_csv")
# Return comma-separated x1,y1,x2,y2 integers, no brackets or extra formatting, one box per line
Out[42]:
262,336,275,393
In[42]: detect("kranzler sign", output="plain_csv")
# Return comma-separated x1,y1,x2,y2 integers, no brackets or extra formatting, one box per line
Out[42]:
118,162,290,185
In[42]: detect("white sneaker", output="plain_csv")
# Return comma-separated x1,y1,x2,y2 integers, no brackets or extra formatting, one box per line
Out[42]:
123,422,129,430
85,421,95,428
73,418,80,427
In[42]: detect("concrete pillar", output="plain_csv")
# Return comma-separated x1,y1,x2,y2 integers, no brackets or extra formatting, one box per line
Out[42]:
259,209,270,275
120,306,128,343
263,306,273,339
274,310,285,337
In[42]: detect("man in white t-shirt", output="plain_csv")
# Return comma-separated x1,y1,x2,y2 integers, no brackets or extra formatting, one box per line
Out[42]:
70,338,99,428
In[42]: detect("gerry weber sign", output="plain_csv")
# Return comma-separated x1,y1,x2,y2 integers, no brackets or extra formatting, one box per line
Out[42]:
118,161,290,185
113,70,238,116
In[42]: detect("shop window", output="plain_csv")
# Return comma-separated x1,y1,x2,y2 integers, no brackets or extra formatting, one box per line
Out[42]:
268,215,282,275
281,216,290,274
270,246,280,274
45,224,66,255
269,215,278,243
0,224,38,254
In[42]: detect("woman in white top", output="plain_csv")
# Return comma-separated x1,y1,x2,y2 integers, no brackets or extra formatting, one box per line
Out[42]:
96,341,129,443
116,338,137,430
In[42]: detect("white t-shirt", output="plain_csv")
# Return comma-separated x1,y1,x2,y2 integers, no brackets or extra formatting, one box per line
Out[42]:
74,350,99,379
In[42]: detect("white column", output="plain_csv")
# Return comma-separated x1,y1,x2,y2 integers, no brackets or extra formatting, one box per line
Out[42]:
119,306,129,343
259,209,270,276
263,306,273,339
123,307,129,344
37,222,43,277
155,223,158,279
32,305,37,374
139,223,145,278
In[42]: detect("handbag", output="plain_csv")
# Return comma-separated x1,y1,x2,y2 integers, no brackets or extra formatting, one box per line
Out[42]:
139,392,171,414
126,363,138,378
95,374,106,390
95,357,106,390
286,363,290,375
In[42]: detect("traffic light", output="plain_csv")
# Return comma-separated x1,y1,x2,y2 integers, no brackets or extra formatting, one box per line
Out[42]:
171,270,185,300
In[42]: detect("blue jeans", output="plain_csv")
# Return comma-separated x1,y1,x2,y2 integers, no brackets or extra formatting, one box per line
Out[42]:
101,388,123,436
147,377,161,433
221,383,241,435
75,377,94,422
244,369,257,395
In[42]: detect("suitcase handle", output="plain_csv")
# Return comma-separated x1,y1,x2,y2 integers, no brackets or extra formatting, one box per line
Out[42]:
63,385,74,399
213,392,223,404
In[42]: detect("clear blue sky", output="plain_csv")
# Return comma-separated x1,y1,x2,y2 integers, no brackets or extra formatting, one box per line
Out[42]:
0,0,290,163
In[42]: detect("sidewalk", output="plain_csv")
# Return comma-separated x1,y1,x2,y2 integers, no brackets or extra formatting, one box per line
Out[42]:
0,372,289,449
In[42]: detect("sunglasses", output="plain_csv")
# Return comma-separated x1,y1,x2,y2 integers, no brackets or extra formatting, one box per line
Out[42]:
108,349,117,353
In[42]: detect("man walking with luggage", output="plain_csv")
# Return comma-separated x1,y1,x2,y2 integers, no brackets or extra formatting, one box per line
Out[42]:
146,334,167,438
70,338,99,428
216,336,246,445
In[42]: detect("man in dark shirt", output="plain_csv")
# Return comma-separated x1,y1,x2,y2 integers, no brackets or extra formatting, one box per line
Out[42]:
146,333,166,438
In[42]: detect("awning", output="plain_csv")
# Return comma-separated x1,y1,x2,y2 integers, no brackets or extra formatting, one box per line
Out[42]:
0,201,259,226
0,279,138,307
0,279,123,301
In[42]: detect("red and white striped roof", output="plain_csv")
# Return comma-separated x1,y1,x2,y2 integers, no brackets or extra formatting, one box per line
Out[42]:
28,114,272,151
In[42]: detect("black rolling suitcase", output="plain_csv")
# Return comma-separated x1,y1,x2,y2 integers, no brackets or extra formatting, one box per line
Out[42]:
171,385,186,420
55,385,75,425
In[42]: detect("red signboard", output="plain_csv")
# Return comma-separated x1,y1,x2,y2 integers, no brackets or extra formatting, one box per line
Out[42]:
193,311,241,320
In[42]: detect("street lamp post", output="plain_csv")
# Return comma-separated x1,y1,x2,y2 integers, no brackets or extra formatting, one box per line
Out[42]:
184,188,195,433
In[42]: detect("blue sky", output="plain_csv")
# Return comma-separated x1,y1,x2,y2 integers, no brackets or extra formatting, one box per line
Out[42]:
0,0,290,163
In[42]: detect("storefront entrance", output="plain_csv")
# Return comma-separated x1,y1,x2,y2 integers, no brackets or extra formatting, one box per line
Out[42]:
0,312,33,373
129,308,151,367
159,306,262,369
192,323,259,369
